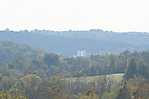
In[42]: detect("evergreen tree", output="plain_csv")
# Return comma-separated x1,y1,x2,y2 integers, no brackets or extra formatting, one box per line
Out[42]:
125,58,138,80
116,81,131,99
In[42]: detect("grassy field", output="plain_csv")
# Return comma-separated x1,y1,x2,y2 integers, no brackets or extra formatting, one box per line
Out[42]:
61,73,124,98
63,73,124,83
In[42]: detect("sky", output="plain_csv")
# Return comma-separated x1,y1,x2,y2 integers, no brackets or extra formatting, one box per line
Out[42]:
0,0,149,32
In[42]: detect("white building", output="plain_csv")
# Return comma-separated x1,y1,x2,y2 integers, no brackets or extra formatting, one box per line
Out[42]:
76,50,87,57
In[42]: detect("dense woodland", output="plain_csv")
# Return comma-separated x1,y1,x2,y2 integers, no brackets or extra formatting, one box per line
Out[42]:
1,29,149,56
0,41,149,99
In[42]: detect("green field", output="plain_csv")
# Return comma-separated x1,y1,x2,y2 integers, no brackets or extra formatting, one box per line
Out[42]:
63,73,124,83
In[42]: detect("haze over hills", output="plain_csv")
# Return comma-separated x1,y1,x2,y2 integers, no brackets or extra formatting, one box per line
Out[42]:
0,29,149,56
0,31,149,99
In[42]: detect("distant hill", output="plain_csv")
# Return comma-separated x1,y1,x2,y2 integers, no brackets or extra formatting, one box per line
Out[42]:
0,41,48,76
0,29,149,56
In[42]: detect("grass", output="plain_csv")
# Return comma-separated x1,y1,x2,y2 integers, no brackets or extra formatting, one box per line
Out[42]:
63,73,124,83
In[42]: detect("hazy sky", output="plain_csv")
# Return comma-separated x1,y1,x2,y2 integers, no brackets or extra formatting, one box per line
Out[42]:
0,0,148,32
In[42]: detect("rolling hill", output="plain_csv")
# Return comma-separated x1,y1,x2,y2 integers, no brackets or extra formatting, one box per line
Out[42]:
0,29,149,56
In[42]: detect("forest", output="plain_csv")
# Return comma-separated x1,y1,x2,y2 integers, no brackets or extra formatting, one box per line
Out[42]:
0,41,149,99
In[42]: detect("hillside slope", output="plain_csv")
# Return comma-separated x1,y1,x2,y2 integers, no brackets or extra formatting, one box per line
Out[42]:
0,29,149,55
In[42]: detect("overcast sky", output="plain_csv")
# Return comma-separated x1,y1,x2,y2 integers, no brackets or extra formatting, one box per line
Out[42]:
0,0,148,32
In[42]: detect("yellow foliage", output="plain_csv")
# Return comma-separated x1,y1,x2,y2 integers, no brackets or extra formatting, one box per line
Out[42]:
79,90,99,99
0,91,28,99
